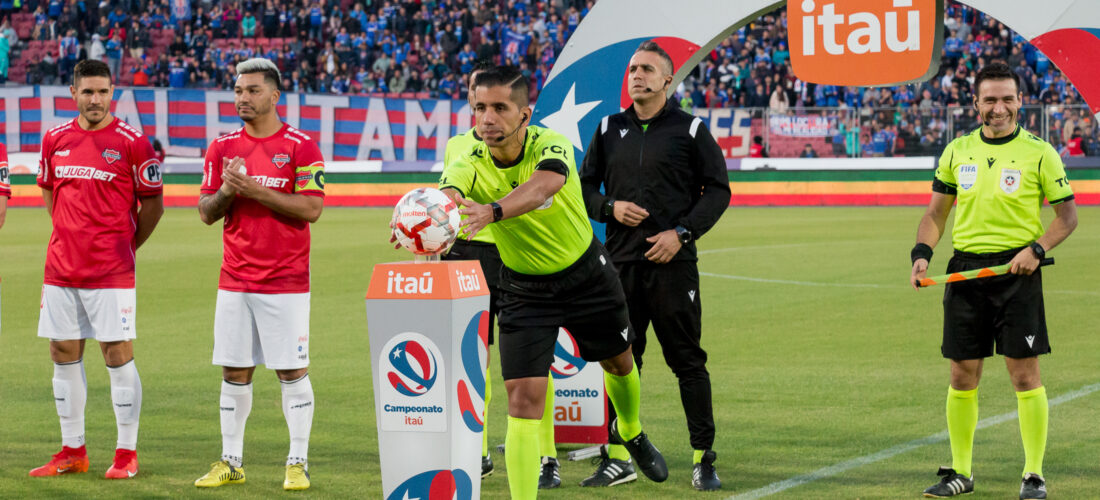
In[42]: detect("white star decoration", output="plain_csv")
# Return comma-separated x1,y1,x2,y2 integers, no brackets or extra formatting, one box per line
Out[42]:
392,348,402,359
539,83,602,151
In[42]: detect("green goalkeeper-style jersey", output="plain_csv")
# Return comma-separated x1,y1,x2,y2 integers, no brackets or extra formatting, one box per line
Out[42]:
440,129,495,245
933,125,1075,253
440,125,593,275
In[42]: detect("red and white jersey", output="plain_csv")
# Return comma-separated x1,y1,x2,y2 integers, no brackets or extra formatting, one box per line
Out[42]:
0,142,10,198
202,123,325,294
37,117,163,288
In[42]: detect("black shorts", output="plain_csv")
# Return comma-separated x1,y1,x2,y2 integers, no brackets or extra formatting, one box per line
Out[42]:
942,247,1049,359
443,239,502,344
497,238,635,380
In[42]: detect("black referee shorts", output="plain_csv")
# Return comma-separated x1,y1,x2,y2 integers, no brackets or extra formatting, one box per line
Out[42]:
942,247,1049,360
443,239,503,344
497,238,635,380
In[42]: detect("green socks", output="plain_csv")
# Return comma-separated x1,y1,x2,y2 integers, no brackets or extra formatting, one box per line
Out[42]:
604,367,642,441
482,366,492,457
693,449,705,464
946,386,978,478
1017,386,1048,477
505,416,540,500
539,374,557,457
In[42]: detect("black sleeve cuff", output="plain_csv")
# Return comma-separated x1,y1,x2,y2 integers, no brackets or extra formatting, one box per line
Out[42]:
535,159,569,178
932,177,957,195
1049,194,1075,205
439,185,466,198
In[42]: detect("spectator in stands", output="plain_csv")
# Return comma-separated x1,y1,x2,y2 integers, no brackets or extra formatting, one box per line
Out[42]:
223,2,241,38
132,57,152,86
750,135,767,157
800,144,817,158
105,32,122,80
769,84,788,114
242,12,256,38
0,28,8,83
128,21,149,60
1066,128,1084,157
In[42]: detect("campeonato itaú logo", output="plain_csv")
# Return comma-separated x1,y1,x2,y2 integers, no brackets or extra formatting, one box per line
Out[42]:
788,0,944,86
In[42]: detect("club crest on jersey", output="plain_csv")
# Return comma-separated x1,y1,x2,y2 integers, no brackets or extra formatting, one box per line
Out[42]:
296,171,313,189
102,149,121,164
958,164,977,190
1000,168,1021,194
272,153,290,169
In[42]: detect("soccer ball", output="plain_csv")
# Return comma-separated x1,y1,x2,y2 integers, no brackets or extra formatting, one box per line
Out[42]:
392,187,461,255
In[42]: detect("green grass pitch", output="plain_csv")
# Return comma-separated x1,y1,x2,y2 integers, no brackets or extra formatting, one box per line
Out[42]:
0,205,1097,499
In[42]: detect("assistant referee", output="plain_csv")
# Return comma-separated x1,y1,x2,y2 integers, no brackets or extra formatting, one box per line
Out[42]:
910,62,1077,500
580,41,730,491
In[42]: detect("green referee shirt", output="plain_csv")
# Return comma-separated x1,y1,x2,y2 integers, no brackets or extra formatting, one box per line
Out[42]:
933,125,1075,253
440,129,495,245
440,125,593,275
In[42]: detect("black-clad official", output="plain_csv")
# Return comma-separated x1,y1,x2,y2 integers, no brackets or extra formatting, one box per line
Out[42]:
580,40,730,491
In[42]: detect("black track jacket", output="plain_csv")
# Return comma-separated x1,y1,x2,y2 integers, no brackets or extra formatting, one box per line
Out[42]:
581,98,730,263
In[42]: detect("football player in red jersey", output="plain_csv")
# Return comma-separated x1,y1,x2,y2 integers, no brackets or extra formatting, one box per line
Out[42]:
0,141,9,228
195,58,324,491
31,59,164,480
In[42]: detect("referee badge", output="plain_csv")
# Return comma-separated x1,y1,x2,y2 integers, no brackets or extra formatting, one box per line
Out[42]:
958,164,977,190
1000,168,1021,194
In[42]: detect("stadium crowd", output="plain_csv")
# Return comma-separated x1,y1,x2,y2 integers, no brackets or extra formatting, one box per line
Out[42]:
0,0,1097,156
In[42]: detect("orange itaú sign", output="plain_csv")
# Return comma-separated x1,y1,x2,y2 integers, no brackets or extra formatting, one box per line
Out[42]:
788,0,944,86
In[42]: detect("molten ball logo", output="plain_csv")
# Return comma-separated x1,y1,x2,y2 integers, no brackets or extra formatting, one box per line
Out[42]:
387,340,438,397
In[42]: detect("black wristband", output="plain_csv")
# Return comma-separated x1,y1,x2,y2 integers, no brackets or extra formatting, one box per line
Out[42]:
490,202,504,222
911,243,933,264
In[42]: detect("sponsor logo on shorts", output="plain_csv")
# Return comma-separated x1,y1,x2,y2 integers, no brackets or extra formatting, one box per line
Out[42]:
298,335,309,343
1025,335,1036,348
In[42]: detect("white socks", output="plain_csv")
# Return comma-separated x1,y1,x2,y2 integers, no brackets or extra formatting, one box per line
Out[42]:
220,380,252,467
53,360,87,449
106,360,142,450
281,374,314,466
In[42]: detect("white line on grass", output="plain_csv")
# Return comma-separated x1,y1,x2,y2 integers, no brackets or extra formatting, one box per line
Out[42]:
699,241,872,255
728,382,1100,500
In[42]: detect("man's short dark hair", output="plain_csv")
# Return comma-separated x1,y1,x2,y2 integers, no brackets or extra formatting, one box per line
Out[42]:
472,65,529,107
635,40,674,76
236,58,283,91
974,62,1020,97
471,59,495,74
73,59,112,86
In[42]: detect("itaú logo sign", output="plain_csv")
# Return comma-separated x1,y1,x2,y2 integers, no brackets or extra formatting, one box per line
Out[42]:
788,0,943,86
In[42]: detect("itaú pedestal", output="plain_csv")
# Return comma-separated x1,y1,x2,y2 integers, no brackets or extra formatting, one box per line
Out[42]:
366,260,490,500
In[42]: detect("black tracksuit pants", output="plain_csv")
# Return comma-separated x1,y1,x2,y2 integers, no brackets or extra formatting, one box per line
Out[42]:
606,260,715,451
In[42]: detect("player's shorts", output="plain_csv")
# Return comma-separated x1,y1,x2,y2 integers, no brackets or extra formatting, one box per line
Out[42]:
497,238,635,380
37,285,137,342
942,247,1049,360
443,238,502,344
213,290,310,370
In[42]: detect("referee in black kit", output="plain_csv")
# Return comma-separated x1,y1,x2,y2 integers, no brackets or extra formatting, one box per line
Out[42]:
580,40,730,491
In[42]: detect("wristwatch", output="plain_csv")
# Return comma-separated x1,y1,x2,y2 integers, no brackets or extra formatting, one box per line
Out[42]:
675,225,692,245
602,198,616,219
1029,242,1046,260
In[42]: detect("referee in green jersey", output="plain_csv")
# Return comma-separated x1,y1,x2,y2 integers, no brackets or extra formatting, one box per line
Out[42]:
447,65,668,500
911,63,1077,500
438,60,563,488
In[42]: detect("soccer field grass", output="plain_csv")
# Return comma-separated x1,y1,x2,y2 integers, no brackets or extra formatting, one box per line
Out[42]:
1,205,1097,499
